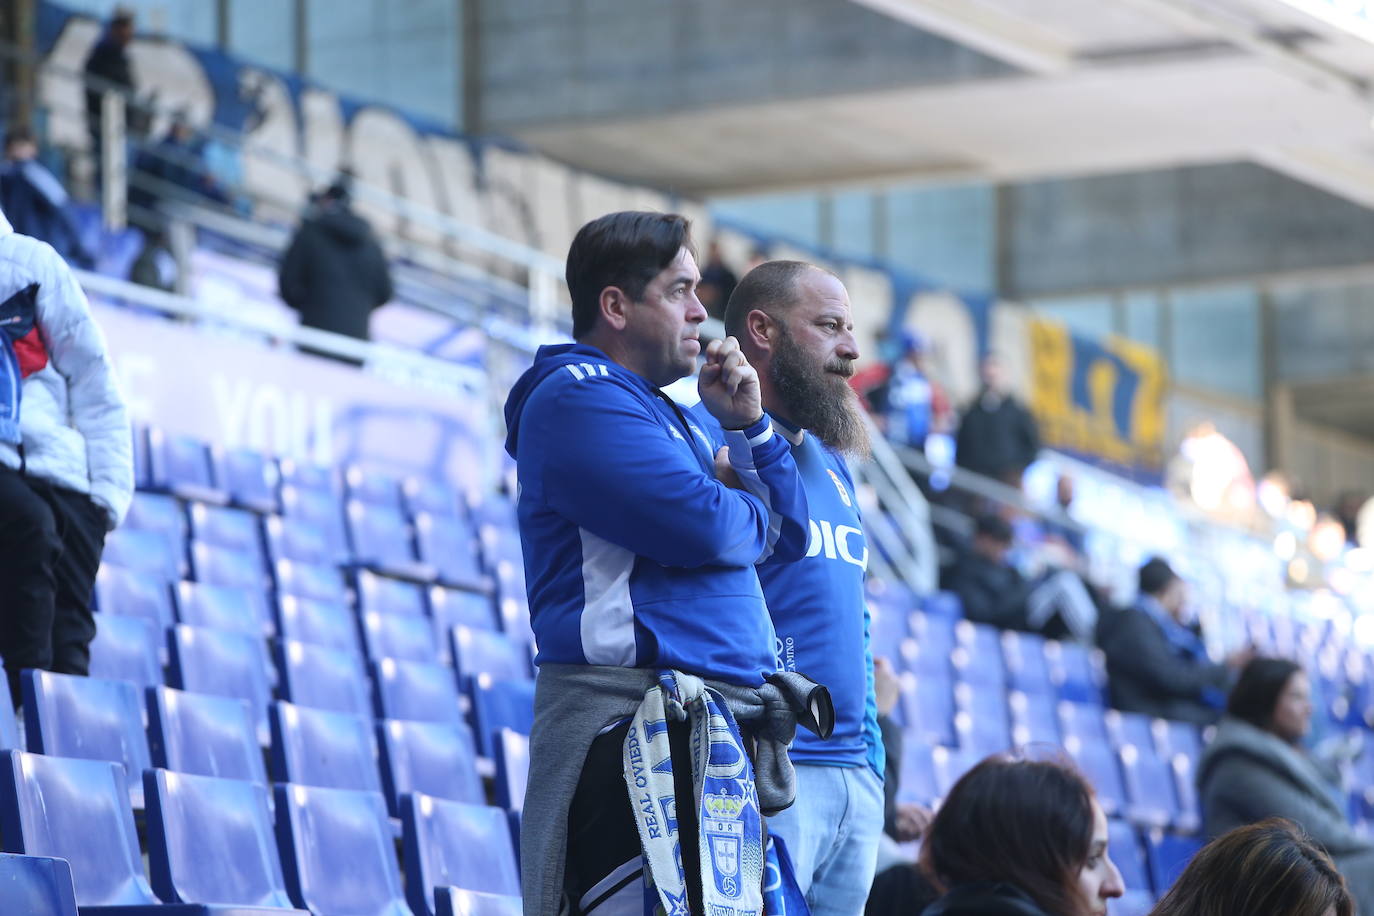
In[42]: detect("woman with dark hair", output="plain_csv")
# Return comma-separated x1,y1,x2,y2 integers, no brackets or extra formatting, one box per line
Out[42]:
1197,657,1374,913
919,756,1124,915
1149,818,1352,916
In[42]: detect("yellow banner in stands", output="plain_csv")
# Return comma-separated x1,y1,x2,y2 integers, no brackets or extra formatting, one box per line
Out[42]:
1027,319,1169,476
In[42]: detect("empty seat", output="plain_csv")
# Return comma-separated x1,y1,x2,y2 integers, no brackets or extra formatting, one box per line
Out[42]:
1002,630,1053,695
357,569,428,617
954,681,1011,754
123,492,188,560
147,686,267,783
274,784,409,916
0,853,79,916
275,639,373,718
1106,711,1157,755
435,888,522,916
401,795,521,914
1158,720,1203,762
0,679,19,751
274,559,349,605
94,564,177,630
143,768,305,913
89,613,162,688
1121,744,1181,829
429,588,497,638
103,527,185,581
1050,642,1106,705
274,595,363,656
931,745,981,798
190,541,266,592
378,719,485,817
1059,700,1112,748
897,671,956,747
470,676,535,758
279,484,348,563
175,580,271,637
373,658,464,725
362,611,441,664
188,503,265,560
22,670,151,807
895,741,938,806
263,516,334,566
493,729,529,813
450,626,529,685
415,513,488,591
922,591,964,621
168,624,273,745
219,446,280,514
347,501,434,580
1008,690,1061,747
147,428,228,504
1146,830,1203,898
1066,741,1128,818
269,701,381,793
277,460,338,498
1108,819,1154,913
403,477,467,520
344,466,407,514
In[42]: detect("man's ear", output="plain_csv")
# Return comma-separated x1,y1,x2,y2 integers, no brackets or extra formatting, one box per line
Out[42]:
746,309,773,352
599,286,631,331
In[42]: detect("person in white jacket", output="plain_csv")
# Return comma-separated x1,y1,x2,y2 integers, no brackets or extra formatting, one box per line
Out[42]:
0,202,132,704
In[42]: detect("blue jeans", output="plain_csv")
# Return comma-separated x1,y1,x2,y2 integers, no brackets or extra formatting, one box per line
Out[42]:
767,763,884,916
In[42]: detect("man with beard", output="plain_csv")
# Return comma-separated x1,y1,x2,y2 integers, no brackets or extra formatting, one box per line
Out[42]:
718,260,883,916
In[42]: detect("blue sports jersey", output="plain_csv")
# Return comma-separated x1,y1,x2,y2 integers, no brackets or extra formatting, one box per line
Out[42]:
503,343,810,687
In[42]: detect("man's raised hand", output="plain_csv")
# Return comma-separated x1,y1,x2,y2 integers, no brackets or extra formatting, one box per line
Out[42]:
698,336,763,430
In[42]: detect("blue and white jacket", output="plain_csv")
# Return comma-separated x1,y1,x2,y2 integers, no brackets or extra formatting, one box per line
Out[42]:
503,343,809,687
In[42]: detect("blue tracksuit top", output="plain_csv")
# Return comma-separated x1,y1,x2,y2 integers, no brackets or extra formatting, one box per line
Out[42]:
690,405,884,775
503,343,810,687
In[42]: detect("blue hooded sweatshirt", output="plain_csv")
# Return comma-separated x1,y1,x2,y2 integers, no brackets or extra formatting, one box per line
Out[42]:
503,343,809,687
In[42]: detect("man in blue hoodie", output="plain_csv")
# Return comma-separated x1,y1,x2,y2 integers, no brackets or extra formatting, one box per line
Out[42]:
504,211,811,915
722,260,884,916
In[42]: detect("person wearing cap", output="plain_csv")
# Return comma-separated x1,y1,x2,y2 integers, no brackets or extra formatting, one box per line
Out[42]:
1097,557,1251,724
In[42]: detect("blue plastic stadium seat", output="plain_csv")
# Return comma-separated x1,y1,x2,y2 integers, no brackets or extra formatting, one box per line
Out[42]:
168,624,273,745
1059,700,1112,749
435,888,522,916
131,424,151,488
124,492,188,560
95,564,177,630
1168,753,1202,833
269,701,381,793
89,613,162,688
470,676,535,758
263,516,334,566
450,626,529,685
0,679,19,750
1108,819,1154,913
1050,641,1106,705
1146,831,1203,898
147,686,267,783
1121,744,1181,829
362,611,441,664
175,580,271,637
147,427,229,505
277,459,338,498
275,639,374,719
952,622,1006,688
1106,711,1158,755
345,466,407,514
895,740,938,806
22,670,151,807
190,541,267,592
103,527,185,582
356,570,429,618
274,595,363,656
219,446,280,514
495,591,534,646
493,729,529,813
347,501,436,581
429,588,497,639
1067,741,1128,818
378,719,485,817
373,658,464,725
187,503,265,561
931,745,981,798
415,513,488,591
1008,690,1061,747
403,477,466,520
1002,630,1053,695
898,634,954,680
274,559,349,605
922,591,964,621
401,794,521,915
897,671,956,747
274,784,409,916
143,768,306,913
0,752,164,910
0,853,79,916
1159,720,1203,762
954,681,1011,754
868,604,909,657
279,483,348,563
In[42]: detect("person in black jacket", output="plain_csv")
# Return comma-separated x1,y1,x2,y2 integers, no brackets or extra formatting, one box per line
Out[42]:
955,352,1039,488
920,756,1124,916
278,180,393,356
1096,557,1250,725
82,8,137,159
0,129,93,268
946,514,1030,631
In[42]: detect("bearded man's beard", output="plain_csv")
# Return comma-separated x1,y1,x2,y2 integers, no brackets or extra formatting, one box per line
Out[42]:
769,326,871,459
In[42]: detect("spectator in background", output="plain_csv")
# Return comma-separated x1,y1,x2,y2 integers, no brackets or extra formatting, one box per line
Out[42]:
82,7,137,162
1149,819,1352,916
0,202,133,704
1196,658,1374,913
697,239,738,320
919,755,1124,916
128,226,176,293
278,178,393,349
1097,558,1246,724
955,351,1039,488
129,114,228,225
0,129,94,268
868,331,951,452
1042,474,1087,562
947,513,1030,631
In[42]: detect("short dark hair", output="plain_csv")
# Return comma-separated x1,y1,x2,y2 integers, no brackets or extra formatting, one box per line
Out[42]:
4,127,33,149
920,756,1098,916
974,513,1013,545
1227,657,1302,731
565,211,692,339
1150,819,1352,916
722,260,821,339
1138,557,1178,597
